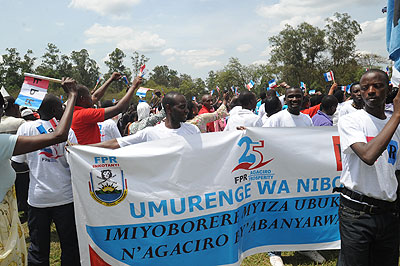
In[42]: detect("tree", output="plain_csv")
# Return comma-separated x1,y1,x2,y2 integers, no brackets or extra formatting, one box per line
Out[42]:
70,49,99,87
269,22,326,86
149,65,180,88
357,53,389,69
0,48,23,94
325,13,362,83
36,43,61,79
104,48,131,92
131,51,149,77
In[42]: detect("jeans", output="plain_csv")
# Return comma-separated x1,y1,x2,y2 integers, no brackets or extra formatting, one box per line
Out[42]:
27,203,81,266
338,196,399,266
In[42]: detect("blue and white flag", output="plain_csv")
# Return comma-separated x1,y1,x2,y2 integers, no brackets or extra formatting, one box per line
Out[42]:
246,80,255,90
309,89,316,95
323,71,334,82
268,79,277,89
136,87,149,98
300,82,306,90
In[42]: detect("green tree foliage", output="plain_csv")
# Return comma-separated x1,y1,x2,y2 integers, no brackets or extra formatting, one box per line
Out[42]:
70,49,100,88
0,48,36,95
269,22,326,87
131,51,149,76
104,48,131,93
149,65,180,88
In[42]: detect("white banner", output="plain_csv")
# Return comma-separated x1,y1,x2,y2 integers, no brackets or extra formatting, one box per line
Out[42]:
67,127,342,266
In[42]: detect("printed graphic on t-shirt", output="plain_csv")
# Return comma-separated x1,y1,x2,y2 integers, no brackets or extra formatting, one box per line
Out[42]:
366,136,398,165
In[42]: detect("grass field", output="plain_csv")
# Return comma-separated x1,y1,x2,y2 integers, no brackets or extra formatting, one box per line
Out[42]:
22,220,340,266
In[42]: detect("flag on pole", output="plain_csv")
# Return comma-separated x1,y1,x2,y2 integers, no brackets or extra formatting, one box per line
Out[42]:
309,90,316,95
230,86,235,94
216,86,220,93
15,76,50,109
246,80,255,90
122,76,129,85
95,75,103,86
235,87,239,95
340,86,346,92
136,87,150,98
346,85,351,94
139,65,146,77
323,71,334,82
300,82,306,89
268,79,277,89
192,96,196,102
210,90,214,96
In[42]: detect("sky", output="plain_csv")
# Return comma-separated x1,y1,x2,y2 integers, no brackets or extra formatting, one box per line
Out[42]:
0,0,387,80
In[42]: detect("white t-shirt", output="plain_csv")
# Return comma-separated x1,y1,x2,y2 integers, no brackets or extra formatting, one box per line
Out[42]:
224,108,263,131
98,119,121,142
0,134,18,201
117,122,200,147
339,100,357,119
258,103,266,119
338,109,400,201
263,109,312,127
0,116,25,134
11,120,78,207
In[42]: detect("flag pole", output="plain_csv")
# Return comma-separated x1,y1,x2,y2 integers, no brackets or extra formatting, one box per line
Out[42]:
24,73,62,84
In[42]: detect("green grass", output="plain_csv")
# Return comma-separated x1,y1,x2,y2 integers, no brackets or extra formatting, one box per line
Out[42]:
22,220,340,266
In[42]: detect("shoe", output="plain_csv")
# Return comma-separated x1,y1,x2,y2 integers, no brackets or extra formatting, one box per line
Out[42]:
269,255,284,266
298,250,326,263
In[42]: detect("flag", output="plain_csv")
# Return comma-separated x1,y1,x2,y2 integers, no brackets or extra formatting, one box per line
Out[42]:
230,86,235,93
268,79,277,89
136,87,150,98
300,82,306,89
139,64,146,77
235,87,239,95
309,90,316,95
95,75,102,86
192,96,196,102
323,71,334,82
210,90,214,95
112,98,116,104
346,85,351,94
340,86,346,92
60,95,63,103
382,6,387,13
36,117,58,134
216,86,220,93
246,80,255,90
365,68,369,72
122,76,129,85
15,76,49,109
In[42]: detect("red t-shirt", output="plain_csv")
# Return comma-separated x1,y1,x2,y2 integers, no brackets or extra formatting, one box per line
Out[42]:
301,104,320,118
71,106,105,144
198,106,215,132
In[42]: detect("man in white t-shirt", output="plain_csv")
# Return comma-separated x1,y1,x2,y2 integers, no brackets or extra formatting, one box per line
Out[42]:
263,87,313,128
224,91,263,131
339,82,363,119
11,94,80,266
336,69,400,266
92,92,200,149
263,87,324,266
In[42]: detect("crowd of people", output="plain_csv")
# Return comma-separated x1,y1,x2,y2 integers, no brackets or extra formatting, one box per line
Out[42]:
0,68,399,266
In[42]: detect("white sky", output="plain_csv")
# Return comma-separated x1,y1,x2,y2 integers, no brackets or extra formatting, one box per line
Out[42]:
0,0,387,79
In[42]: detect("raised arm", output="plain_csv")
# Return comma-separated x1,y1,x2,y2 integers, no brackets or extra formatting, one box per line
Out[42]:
91,72,121,103
103,76,143,120
12,78,78,156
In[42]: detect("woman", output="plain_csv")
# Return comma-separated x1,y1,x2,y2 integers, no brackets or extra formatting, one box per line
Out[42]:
0,77,78,265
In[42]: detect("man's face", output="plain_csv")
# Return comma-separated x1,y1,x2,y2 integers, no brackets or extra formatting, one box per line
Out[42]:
202,95,213,110
360,72,388,110
285,88,303,114
351,84,362,105
79,89,94,108
170,95,189,122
